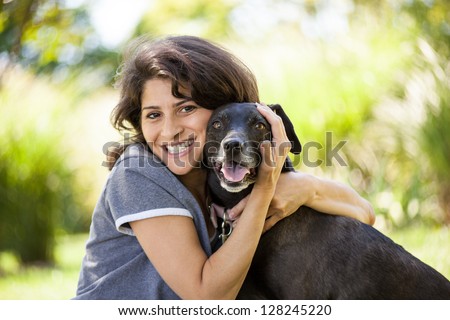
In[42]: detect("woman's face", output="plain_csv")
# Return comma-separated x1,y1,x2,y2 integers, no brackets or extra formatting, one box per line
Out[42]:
141,78,213,176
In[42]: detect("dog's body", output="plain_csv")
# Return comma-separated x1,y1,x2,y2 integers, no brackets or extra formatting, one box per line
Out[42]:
204,102,450,299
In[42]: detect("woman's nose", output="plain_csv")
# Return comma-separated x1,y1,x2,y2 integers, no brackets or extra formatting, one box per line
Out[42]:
160,117,183,139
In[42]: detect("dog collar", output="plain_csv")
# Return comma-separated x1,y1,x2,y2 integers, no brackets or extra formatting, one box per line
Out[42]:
208,202,235,244
209,202,230,228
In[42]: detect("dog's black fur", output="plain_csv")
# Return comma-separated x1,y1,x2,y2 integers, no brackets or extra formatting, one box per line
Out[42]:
204,102,450,299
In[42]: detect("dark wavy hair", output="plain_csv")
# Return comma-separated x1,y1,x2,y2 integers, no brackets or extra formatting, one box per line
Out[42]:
107,35,259,169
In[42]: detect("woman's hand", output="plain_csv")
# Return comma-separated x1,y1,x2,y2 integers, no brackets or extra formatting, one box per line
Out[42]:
262,171,312,232
253,104,292,193
228,172,311,232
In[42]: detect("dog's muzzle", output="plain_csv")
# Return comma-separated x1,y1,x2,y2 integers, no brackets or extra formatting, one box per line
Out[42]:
210,133,259,193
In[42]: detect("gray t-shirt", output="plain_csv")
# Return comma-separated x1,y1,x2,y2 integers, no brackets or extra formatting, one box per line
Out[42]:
74,143,213,299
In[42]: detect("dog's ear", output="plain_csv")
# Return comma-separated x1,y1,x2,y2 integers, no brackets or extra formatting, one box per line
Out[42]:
268,104,302,154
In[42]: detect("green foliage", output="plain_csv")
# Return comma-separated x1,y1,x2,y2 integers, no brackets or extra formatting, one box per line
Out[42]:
0,234,86,299
385,225,450,279
134,0,237,39
256,30,410,143
420,62,450,223
400,0,450,57
422,85,450,181
0,0,118,85
0,129,71,263
0,69,88,264
237,0,450,227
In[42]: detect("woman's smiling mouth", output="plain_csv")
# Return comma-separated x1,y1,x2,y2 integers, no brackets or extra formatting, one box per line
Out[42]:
164,139,195,156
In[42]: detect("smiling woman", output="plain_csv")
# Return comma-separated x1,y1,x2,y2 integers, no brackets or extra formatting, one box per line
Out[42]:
75,35,273,300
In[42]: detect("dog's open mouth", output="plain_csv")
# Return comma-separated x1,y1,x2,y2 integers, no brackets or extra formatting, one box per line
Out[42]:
213,160,257,186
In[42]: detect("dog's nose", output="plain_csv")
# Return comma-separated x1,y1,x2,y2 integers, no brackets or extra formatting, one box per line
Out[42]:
223,139,242,151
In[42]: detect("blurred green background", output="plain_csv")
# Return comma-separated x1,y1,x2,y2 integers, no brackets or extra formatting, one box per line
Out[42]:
1,0,449,299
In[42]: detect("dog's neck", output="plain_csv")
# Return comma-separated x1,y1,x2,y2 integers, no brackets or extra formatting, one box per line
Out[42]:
207,172,253,209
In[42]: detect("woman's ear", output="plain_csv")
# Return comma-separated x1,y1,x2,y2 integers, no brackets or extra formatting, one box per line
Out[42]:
268,104,302,154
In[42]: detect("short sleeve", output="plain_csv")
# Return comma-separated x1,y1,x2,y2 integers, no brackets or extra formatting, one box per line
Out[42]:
105,157,193,235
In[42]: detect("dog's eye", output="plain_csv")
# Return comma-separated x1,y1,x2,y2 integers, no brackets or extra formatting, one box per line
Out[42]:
212,121,222,129
255,122,266,130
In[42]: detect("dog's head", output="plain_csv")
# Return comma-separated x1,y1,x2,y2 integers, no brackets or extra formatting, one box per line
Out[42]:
204,102,301,193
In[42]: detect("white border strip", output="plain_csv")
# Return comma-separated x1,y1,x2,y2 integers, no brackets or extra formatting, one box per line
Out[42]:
1,300,445,320
116,208,192,235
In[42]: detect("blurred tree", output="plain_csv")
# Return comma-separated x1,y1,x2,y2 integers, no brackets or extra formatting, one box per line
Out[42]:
0,0,117,86
420,60,450,225
269,0,450,226
398,0,450,221
398,0,450,57
352,0,450,54
0,128,80,264
0,0,107,263
355,0,450,224
134,0,237,39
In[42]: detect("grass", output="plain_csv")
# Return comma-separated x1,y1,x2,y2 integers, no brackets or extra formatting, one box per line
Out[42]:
0,234,87,300
0,227,449,299
385,225,450,279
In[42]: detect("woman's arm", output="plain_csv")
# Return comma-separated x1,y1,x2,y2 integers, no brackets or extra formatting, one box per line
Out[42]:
131,105,290,299
229,171,375,233
264,171,375,231
130,182,272,299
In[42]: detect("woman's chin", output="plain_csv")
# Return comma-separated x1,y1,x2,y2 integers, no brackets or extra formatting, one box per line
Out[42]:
165,158,202,176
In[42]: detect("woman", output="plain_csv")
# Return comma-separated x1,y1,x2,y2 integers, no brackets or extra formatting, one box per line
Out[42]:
75,35,374,299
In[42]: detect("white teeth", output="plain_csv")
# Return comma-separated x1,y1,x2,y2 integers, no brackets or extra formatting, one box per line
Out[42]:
166,141,193,154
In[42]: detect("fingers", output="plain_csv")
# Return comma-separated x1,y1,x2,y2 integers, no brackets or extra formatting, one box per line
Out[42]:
228,195,249,219
255,115,290,189
256,106,290,174
232,217,240,228
262,213,283,233
260,140,274,169
256,104,284,137
256,104,291,157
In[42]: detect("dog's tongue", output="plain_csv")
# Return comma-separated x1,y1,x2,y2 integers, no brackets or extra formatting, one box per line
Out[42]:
221,162,250,182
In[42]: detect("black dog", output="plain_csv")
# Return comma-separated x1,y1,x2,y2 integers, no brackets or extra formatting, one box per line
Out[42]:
204,102,450,299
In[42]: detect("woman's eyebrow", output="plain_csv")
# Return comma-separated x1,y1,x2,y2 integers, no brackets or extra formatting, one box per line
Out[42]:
141,105,158,110
142,98,194,111
175,98,193,106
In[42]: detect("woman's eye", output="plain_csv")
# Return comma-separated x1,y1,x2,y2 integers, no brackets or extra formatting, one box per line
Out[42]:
212,121,222,129
255,122,266,130
146,112,160,119
180,105,196,113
